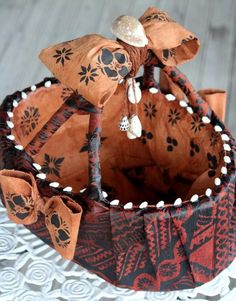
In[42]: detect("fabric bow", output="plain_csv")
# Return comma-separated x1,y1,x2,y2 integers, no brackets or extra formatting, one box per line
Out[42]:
0,169,83,260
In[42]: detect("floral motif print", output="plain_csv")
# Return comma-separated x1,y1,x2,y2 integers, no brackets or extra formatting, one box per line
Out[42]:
53,48,73,66
166,136,178,151
139,129,153,144
97,48,130,81
207,152,218,178
143,102,157,120
20,106,40,136
168,108,181,126
49,212,70,248
41,154,64,178
6,193,34,220
159,262,178,277
210,130,220,147
190,140,200,157
78,64,98,85
191,115,205,133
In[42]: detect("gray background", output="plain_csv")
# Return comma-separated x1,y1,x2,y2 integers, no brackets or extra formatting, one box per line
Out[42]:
0,0,235,136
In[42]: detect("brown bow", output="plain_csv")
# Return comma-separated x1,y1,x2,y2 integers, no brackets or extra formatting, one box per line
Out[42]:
0,169,83,260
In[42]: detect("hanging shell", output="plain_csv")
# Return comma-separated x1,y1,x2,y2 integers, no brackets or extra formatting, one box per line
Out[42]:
118,115,130,131
127,114,142,139
127,79,142,104
111,15,148,47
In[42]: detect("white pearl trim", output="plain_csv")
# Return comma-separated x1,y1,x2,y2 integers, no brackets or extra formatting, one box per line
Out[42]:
214,177,221,186
6,120,14,129
21,92,27,100
44,81,51,88
49,182,60,188
36,173,46,180
149,87,158,94
14,145,24,150
156,200,164,209
179,100,188,107
6,134,15,141
124,202,133,209
190,194,199,203
174,198,182,207
110,199,119,206
205,188,212,197
165,94,176,101
4,83,231,209
139,201,148,209
32,163,42,171
63,186,73,192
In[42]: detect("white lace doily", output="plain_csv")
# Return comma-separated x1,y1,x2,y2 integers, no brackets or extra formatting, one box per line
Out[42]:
0,200,235,301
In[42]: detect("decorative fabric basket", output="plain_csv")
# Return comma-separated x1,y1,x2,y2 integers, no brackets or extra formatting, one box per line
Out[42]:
0,7,235,292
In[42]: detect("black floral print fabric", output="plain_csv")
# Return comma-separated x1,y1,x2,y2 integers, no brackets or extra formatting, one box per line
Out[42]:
50,212,70,248
41,154,64,178
53,48,73,66
20,106,40,136
144,102,157,120
78,64,99,85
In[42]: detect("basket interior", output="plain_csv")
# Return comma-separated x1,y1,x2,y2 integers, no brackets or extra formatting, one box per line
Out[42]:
10,83,224,205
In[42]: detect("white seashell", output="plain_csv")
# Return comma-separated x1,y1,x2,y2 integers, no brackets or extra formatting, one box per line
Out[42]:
174,198,182,207
13,100,18,107
202,116,211,124
186,106,194,114
156,200,164,209
111,15,148,47
6,134,15,141
221,134,230,141
102,191,108,198
32,163,42,170
214,125,222,132
190,194,199,203
224,156,231,163
49,182,60,188
127,80,142,104
205,188,212,197
165,94,176,101
36,173,46,180
118,116,130,131
7,111,13,118
127,130,137,139
221,166,227,175
6,120,14,128
124,202,133,209
179,100,188,107
223,144,231,151
44,81,51,88
14,145,24,150
21,92,27,100
119,79,124,84
149,87,158,94
139,201,148,209
31,85,37,91
110,199,119,206
214,178,221,186
127,114,142,138
63,186,72,192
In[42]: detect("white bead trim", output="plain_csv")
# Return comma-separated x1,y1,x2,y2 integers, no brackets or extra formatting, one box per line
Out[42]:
6,134,15,141
224,156,231,164
221,134,230,141
31,85,37,91
21,92,27,100
165,94,176,101
49,182,60,188
214,177,221,186
186,106,193,114
6,120,14,129
139,201,148,209
32,163,42,170
14,145,24,150
174,198,182,207
214,125,222,132
221,166,227,175
190,194,199,203
44,81,51,88
13,100,18,107
110,199,119,206
102,191,108,198
7,111,14,118
223,144,231,151
149,87,158,94
156,200,164,209
124,202,133,209
205,188,212,197
179,100,188,107
36,173,46,180
63,186,73,192
202,116,211,124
